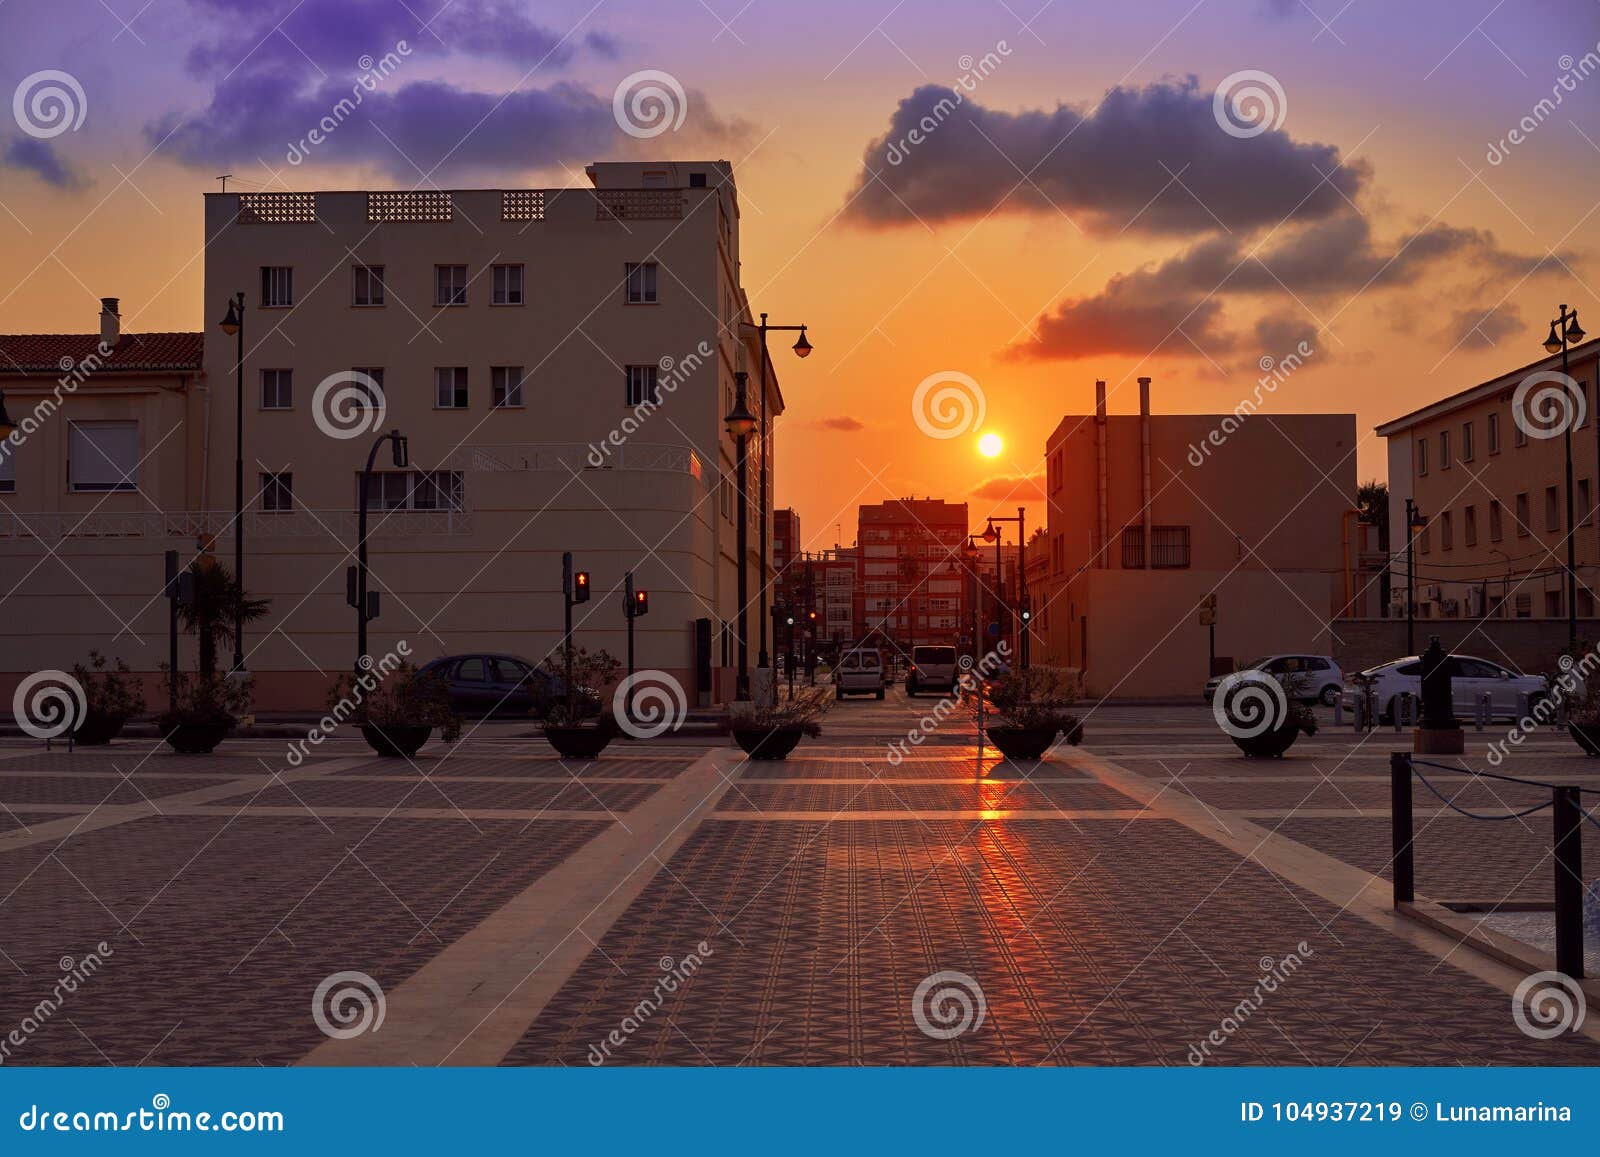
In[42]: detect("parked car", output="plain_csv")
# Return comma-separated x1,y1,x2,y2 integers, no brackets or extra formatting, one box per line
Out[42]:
907,645,959,696
1203,654,1343,706
1341,654,1549,722
418,653,563,718
834,647,887,699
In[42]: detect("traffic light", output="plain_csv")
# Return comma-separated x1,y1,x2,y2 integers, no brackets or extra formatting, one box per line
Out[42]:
632,589,649,617
807,609,818,625
573,570,591,603
1020,605,1032,623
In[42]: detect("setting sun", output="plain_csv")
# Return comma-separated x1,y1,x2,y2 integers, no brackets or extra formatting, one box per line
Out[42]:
978,432,1003,458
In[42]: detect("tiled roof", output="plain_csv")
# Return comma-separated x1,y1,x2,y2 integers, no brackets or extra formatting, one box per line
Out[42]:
0,332,204,376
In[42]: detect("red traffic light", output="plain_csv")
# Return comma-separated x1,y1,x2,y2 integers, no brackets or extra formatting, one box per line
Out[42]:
573,571,591,603
807,609,818,622
633,589,649,616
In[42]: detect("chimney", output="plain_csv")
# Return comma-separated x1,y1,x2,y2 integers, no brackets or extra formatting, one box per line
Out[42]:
1094,381,1108,569
1138,377,1152,571
99,298,120,347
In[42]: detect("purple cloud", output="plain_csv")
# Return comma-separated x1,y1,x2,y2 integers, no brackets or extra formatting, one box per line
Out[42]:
3,137,89,189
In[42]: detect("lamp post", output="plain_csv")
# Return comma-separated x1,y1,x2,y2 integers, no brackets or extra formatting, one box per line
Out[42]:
1405,498,1426,654
961,536,981,659
1544,305,1587,646
982,507,1029,667
354,429,408,667
217,293,247,674
740,314,811,691
725,372,758,701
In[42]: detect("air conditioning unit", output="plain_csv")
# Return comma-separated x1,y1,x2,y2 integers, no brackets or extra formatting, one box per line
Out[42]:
1466,588,1485,616
1423,584,1442,601
1441,598,1461,618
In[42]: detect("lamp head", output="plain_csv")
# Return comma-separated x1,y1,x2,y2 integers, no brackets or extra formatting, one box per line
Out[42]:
1544,321,1563,354
218,296,242,336
390,431,408,468
792,327,812,359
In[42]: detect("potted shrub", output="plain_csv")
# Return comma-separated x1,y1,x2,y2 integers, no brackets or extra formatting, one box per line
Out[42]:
1550,645,1600,755
156,669,250,754
538,646,620,759
68,651,146,745
730,686,830,760
330,663,461,758
1218,670,1317,758
977,667,1082,761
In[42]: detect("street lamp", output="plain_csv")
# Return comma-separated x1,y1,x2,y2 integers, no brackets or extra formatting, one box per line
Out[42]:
354,429,407,667
740,314,813,689
217,292,247,674
961,536,980,659
1405,498,1426,654
725,372,757,701
1544,303,1586,646
983,507,1029,667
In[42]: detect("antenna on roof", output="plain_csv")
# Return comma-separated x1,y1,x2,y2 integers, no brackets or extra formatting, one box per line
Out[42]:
217,174,232,193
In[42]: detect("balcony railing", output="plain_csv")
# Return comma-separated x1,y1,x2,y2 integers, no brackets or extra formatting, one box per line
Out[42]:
440,442,703,477
0,508,472,542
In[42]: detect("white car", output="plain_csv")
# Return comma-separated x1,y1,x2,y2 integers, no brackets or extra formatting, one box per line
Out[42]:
1341,654,1549,722
907,645,959,696
834,647,887,700
1203,654,1343,706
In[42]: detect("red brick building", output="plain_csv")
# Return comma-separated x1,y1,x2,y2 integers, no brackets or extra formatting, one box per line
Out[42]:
855,498,969,656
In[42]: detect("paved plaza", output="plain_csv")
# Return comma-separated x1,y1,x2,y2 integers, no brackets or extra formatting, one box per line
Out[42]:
2,691,1599,1066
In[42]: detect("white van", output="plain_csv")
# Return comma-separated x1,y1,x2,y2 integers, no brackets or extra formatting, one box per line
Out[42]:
907,645,959,696
835,648,887,699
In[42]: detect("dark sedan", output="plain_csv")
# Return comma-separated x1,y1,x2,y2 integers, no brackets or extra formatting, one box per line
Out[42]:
418,654,562,718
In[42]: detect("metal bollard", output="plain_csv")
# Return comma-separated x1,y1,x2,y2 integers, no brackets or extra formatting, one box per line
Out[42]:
1332,697,1343,727
1475,692,1490,730
1391,752,1414,906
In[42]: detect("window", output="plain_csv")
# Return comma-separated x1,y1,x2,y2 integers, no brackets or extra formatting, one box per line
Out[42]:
351,367,384,408
1546,485,1561,532
1488,412,1501,453
1416,438,1428,476
435,366,468,408
456,657,488,682
642,170,669,188
1489,500,1503,542
1121,526,1145,569
1546,590,1564,618
68,421,138,492
0,449,14,493
1464,504,1476,546
492,264,524,305
626,364,660,406
689,172,708,188
1439,429,1451,469
260,471,292,511
361,470,464,512
1439,511,1452,550
491,366,524,408
435,264,467,306
352,264,384,307
1516,492,1530,536
625,261,659,304
260,266,293,307
1462,421,1474,461
1515,417,1528,447
1582,478,1594,527
1150,526,1191,568
260,368,292,410
1515,593,1532,618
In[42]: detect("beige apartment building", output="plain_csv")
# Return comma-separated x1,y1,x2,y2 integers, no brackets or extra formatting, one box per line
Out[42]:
1378,337,1600,624
0,160,782,710
1036,378,1357,697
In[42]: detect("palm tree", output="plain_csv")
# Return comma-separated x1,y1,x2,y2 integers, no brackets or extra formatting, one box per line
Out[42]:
176,560,270,677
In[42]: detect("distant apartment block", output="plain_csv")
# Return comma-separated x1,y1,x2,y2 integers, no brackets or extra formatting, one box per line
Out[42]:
856,498,969,655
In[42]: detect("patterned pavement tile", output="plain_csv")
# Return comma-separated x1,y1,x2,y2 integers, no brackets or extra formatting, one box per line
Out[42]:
207,778,661,812
335,755,695,780
0,775,236,806
0,815,610,1065
505,818,1600,1066
718,782,1139,813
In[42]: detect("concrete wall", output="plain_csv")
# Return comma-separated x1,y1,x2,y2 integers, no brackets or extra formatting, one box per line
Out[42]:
1332,618,1593,679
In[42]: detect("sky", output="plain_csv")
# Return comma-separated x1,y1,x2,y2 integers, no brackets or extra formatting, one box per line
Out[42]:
1,0,1598,552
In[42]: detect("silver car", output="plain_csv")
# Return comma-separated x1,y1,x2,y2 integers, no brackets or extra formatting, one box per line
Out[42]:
1341,654,1549,722
1204,654,1343,706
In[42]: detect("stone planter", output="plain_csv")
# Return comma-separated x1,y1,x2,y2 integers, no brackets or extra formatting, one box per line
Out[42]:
70,710,128,747
360,722,433,758
162,720,232,755
543,724,613,760
986,725,1060,761
1230,722,1302,759
731,724,805,761
1569,723,1600,756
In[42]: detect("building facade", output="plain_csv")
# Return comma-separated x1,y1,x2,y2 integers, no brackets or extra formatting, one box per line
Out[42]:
1378,338,1600,625
1037,377,1355,697
0,161,783,709
855,498,969,657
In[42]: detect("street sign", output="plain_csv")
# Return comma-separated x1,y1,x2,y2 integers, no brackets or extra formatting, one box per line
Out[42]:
1198,608,1216,626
